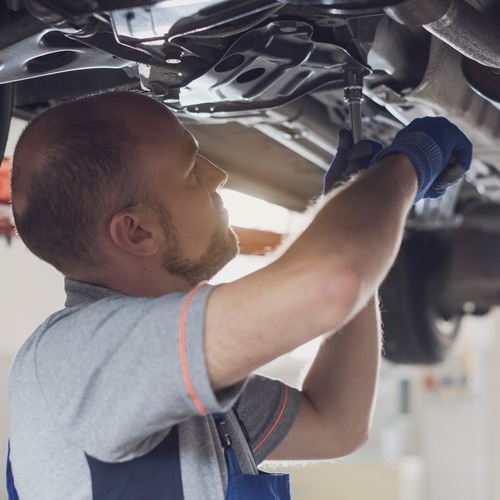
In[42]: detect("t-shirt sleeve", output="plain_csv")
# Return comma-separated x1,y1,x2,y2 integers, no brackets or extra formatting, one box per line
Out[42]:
234,374,300,464
34,284,246,461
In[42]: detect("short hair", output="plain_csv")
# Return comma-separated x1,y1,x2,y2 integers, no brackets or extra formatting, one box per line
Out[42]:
11,113,145,273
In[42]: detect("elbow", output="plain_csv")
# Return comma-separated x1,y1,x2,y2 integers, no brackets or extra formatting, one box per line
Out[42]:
319,426,370,460
336,414,373,458
310,407,372,460
338,429,370,458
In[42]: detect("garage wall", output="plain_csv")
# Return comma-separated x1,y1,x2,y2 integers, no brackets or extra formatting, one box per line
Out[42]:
419,310,500,500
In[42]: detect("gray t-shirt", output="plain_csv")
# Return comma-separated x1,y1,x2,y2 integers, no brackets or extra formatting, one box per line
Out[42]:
8,279,300,499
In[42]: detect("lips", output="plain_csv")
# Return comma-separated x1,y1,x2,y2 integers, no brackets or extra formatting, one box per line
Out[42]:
221,206,229,226
213,194,227,223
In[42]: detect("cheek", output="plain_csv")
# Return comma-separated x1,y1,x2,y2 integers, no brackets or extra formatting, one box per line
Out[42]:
178,201,218,244
168,187,220,241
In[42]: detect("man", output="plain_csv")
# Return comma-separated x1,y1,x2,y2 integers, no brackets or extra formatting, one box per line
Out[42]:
7,91,472,499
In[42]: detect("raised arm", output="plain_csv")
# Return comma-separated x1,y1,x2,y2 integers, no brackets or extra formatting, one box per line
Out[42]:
205,154,415,389
205,117,472,392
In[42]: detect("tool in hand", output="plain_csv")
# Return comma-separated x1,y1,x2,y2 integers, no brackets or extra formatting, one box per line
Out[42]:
323,66,384,192
343,67,468,197
343,65,364,144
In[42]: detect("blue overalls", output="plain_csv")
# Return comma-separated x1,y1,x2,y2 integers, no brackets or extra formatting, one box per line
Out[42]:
6,414,291,499
213,413,291,500
6,442,19,500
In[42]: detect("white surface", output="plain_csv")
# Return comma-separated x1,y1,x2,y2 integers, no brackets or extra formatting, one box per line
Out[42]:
0,238,65,356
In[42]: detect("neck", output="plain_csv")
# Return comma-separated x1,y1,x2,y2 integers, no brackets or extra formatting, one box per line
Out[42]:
67,265,194,298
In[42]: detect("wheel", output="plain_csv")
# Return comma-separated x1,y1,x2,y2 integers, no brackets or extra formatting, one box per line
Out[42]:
380,231,462,364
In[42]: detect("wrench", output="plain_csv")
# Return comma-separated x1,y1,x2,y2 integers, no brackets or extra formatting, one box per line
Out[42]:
343,66,364,144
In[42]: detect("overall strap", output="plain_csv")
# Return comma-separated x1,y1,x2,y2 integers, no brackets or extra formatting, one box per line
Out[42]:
212,413,291,500
6,440,19,500
213,413,243,477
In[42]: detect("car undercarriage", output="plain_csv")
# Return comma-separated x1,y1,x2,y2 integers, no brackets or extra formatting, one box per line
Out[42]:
1,0,500,363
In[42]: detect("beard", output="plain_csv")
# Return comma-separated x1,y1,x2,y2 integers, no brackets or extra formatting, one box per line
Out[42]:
154,200,239,286
164,224,239,285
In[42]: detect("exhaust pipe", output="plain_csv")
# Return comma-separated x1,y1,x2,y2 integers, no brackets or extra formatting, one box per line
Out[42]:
385,0,500,68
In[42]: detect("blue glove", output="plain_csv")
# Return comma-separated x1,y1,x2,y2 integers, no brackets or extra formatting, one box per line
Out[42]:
323,129,383,194
369,117,473,202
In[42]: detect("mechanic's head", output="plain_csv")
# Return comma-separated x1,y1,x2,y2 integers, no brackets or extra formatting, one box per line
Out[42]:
11,92,238,290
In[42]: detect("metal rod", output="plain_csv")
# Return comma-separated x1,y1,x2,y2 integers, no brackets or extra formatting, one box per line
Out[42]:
343,67,364,144
349,99,363,144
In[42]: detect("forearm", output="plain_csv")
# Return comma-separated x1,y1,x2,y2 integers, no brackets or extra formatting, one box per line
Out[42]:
284,154,417,310
301,294,381,453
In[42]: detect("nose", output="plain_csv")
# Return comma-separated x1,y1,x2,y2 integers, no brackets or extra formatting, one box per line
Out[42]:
197,155,228,191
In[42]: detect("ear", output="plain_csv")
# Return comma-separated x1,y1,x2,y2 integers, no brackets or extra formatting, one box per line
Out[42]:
108,206,160,257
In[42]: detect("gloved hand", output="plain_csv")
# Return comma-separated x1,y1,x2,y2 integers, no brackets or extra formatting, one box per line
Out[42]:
323,129,383,194
369,117,473,202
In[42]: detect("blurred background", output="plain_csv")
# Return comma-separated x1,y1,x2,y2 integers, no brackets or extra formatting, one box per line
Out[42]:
1,118,500,500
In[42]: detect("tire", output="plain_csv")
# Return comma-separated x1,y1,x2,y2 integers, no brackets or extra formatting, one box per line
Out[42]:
380,231,462,364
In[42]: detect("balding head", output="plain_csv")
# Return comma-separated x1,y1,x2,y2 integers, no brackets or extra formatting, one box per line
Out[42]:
11,92,172,273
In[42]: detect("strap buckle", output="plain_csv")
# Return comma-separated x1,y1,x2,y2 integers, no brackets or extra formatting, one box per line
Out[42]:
213,414,232,449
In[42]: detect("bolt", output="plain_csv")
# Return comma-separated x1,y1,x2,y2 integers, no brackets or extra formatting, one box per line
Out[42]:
279,21,298,33
165,48,184,65
162,89,180,103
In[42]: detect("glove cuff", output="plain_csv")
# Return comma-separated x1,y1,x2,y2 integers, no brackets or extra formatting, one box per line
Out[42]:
370,131,444,202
